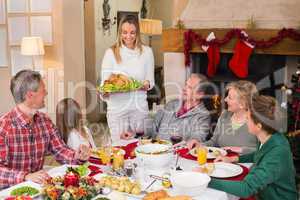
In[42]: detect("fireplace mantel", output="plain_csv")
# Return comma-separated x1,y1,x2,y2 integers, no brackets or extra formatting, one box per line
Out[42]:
162,28,300,55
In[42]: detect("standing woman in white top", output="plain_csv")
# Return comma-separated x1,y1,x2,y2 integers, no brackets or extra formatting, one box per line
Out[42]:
100,15,154,142
56,98,96,151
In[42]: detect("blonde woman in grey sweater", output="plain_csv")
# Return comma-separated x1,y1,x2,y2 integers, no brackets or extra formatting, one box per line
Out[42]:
187,80,258,154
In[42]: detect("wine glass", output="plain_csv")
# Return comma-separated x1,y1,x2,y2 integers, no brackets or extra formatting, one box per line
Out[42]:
170,133,183,145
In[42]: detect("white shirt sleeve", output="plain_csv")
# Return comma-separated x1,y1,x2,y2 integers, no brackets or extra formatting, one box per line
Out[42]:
84,126,97,149
144,46,155,90
101,48,115,86
67,130,81,151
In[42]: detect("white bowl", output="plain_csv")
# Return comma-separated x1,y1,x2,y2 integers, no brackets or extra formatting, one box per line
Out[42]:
170,171,211,196
135,143,173,169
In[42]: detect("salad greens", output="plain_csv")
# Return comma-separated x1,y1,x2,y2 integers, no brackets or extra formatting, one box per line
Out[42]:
67,163,89,177
10,186,39,196
98,78,143,93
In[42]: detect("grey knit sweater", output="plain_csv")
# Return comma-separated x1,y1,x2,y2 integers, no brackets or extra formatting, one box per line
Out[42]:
204,110,258,154
152,99,211,142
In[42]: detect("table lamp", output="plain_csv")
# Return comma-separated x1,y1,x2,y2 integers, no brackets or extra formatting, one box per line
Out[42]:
140,19,162,47
21,36,45,71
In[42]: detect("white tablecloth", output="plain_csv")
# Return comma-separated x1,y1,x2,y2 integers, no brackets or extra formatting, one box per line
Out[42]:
0,151,252,200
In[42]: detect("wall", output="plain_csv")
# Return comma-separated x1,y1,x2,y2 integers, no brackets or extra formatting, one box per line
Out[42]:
0,0,86,124
0,0,64,117
62,0,86,117
95,0,143,74
0,68,14,114
180,0,300,29
147,0,173,67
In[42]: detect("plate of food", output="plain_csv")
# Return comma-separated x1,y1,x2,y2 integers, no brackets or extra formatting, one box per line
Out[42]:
193,162,243,178
139,138,171,146
94,174,143,198
189,147,227,159
0,181,42,199
47,163,90,177
98,73,143,94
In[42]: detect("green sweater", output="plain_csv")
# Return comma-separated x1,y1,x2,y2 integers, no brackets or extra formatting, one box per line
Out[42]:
209,133,298,200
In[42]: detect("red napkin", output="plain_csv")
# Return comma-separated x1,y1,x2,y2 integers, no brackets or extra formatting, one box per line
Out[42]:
88,165,103,176
120,141,138,159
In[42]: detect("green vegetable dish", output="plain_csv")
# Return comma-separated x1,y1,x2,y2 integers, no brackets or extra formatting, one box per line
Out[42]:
95,198,110,200
67,163,89,177
10,186,39,196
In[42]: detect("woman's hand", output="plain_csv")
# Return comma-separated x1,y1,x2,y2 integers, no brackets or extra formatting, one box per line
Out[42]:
187,139,201,150
142,80,150,91
120,131,135,140
214,155,239,163
223,146,242,154
74,144,91,161
97,91,109,100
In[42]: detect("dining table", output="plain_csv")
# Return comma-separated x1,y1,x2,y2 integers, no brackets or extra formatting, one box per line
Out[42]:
88,139,254,200
0,139,253,200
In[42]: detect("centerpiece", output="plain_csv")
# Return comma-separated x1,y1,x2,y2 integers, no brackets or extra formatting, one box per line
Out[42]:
43,166,102,200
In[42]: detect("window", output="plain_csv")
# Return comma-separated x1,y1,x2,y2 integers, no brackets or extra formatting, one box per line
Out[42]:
1,0,53,74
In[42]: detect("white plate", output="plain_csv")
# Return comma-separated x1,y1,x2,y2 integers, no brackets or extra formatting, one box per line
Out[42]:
0,181,42,199
47,164,91,177
209,162,243,178
189,147,227,159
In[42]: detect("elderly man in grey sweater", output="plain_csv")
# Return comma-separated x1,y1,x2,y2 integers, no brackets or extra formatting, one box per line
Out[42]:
151,74,212,142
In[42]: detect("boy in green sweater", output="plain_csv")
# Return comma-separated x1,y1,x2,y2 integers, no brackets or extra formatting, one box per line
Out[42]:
209,95,298,200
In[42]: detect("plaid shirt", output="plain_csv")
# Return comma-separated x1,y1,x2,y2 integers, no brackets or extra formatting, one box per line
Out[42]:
0,107,77,189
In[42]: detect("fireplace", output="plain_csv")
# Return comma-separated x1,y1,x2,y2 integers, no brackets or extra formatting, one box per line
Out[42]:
162,28,300,104
190,53,287,97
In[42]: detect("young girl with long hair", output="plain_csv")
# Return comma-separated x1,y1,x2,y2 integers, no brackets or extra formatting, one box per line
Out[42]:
56,98,96,150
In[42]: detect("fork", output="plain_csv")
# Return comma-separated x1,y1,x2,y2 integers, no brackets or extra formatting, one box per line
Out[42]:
140,179,157,195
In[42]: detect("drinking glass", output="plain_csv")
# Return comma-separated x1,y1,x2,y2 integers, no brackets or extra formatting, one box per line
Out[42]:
98,133,112,164
197,147,207,165
170,133,183,145
112,151,124,171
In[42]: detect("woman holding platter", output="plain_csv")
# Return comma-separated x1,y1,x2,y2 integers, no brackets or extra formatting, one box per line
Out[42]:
100,14,154,143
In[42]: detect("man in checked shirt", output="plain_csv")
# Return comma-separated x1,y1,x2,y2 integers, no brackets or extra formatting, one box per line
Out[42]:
0,70,91,189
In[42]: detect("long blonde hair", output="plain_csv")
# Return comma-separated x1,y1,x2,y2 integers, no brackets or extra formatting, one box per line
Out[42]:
112,15,143,63
56,98,88,143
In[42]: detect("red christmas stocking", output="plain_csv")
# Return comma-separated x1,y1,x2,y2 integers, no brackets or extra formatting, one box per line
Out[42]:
229,39,254,78
207,44,220,77
202,32,220,77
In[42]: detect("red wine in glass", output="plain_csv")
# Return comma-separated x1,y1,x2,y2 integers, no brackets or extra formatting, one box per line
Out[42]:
135,132,144,138
170,135,183,145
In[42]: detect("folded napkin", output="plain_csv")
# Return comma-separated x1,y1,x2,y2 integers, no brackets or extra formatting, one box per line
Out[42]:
88,165,103,176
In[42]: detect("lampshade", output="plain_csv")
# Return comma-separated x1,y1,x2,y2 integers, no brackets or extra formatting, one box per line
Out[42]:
21,37,45,56
140,19,162,35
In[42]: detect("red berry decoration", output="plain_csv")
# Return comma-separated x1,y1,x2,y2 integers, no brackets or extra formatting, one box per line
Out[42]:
64,171,80,187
